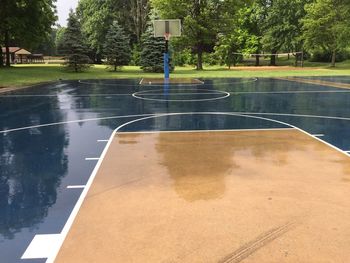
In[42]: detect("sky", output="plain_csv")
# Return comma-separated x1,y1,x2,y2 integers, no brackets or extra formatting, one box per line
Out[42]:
56,0,79,27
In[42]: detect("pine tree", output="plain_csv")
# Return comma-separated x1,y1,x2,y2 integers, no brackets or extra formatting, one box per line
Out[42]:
61,11,91,72
140,26,167,73
103,21,131,71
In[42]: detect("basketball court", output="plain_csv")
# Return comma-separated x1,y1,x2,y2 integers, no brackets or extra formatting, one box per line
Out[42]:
2,77,350,262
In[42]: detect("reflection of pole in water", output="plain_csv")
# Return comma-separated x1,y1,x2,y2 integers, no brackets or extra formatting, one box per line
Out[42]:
164,78,170,98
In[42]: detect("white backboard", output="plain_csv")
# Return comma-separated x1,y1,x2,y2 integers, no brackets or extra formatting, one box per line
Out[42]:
153,19,182,38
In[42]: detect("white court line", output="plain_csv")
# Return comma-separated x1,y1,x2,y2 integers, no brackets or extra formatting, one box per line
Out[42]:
0,113,156,134
79,78,258,87
22,234,61,259
2,89,350,98
137,92,224,96
46,111,350,263
312,134,325,137
46,125,117,263
78,79,143,86
132,89,230,102
3,111,350,135
118,128,295,134
233,112,350,121
67,185,86,189
85,158,99,161
231,90,350,95
0,93,132,98
97,139,109,142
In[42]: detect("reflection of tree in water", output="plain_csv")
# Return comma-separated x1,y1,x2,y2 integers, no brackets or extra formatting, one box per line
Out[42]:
156,131,299,202
156,132,236,202
0,96,68,239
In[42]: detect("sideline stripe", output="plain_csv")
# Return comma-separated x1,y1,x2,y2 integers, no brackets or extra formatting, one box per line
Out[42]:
85,158,99,161
3,89,350,98
46,125,117,263
67,185,86,189
3,111,350,135
22,234,61,259
0,93,132,98
79,78,258,87
0,113,156,134
277,77,350,90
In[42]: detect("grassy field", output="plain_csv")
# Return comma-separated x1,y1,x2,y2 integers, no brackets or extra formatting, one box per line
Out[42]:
0,61,350,88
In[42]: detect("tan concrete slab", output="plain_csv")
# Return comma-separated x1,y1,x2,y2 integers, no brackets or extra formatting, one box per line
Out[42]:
55,130,350,263
277,77,350,90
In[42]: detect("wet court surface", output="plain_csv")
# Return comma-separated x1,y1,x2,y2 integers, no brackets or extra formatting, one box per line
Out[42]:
55,130,350,263
2,77,350,262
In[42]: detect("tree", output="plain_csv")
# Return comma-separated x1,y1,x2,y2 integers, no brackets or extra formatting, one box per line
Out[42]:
152,0,245,70
0,0,56,67
130,0,151,43
55,26,66,55
140,26,166,72
103,21,131,71
302,0,350,67
235,3,264,66
60,11,91,72
77,0,114,63
262,0,310,66
77,0,150,63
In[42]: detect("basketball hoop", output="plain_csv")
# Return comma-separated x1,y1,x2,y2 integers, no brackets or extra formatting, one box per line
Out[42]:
153,19,181,80
164,33,171,41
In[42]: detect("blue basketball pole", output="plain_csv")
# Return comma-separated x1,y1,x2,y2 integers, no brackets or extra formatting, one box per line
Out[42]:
164,39,170,81
164,52,170,80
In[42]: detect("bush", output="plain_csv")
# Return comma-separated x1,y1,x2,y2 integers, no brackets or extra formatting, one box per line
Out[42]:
203,52,220,66
130,44,141,66
309,50,350,63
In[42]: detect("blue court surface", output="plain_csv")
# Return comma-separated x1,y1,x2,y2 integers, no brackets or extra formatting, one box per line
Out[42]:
1,76,350,262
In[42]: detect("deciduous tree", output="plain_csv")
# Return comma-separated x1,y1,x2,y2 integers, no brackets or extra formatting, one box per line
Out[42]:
152,0,245,70
302,0,350,67
0,0,56,67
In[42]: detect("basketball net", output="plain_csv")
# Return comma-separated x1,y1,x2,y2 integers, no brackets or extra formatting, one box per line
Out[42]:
164,33,171,41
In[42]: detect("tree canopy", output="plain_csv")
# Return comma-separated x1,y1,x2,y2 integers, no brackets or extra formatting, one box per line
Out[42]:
60,11,91,72
303,0,350,66
2,0,350,69
104,21,131,71
0,0,56,67
152,0,246,70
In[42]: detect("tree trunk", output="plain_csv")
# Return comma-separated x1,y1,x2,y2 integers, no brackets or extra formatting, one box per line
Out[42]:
96,53,102,64
270,50,277,66
197,49,203,70
0,45,3,68
255,55,260,66
5,30,11,67
331,50,336,67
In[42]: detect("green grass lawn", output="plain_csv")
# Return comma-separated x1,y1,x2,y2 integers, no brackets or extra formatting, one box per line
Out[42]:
0,61,350,88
